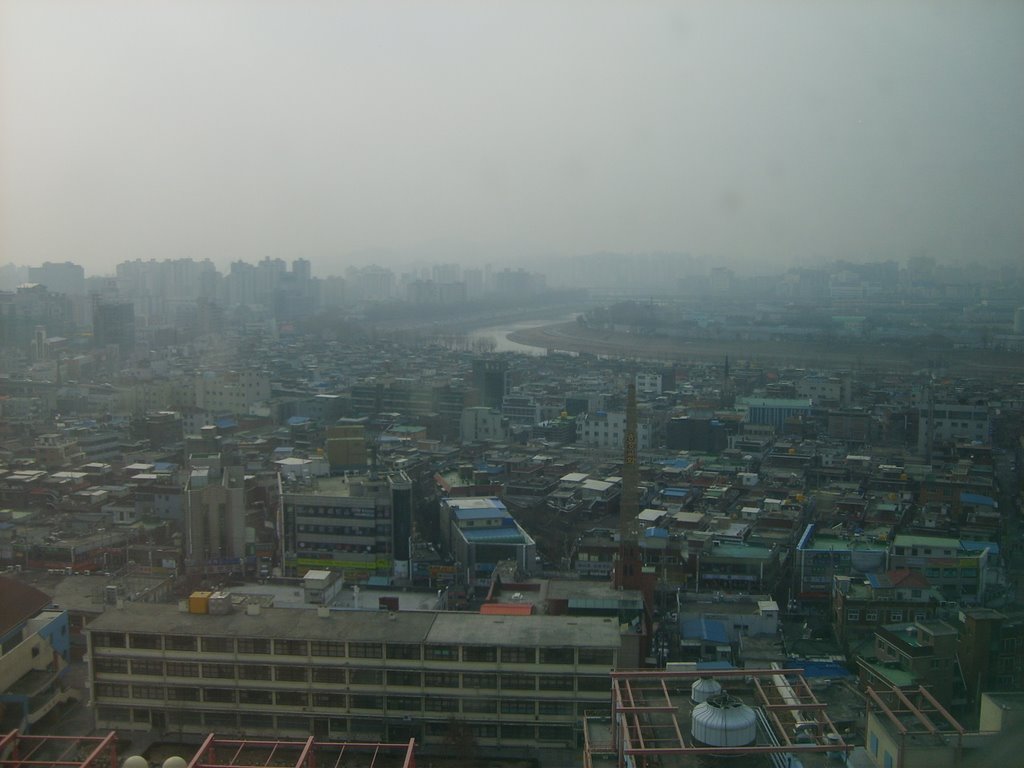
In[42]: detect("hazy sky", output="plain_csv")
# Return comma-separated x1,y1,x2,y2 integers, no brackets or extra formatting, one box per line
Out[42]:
1,0,1022,276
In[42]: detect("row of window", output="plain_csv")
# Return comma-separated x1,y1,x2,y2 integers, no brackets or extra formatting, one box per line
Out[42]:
94,658,608,691
97,707,578,743
291,505,384,519
91,633,613,665
847,609,929,623
96,686,593,716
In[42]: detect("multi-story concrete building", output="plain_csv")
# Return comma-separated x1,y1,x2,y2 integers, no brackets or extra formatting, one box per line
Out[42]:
917,402,991,456
460,407,509,443
86,603,620,748
858,620,959,707
439,497,537,586
185,459,247,566
794,525,889,608
283,472,412,581
738,397,813,433
194,369,271,416
576,410,652,451
832,570,941,648
888,534,991,602
955,607,1024,709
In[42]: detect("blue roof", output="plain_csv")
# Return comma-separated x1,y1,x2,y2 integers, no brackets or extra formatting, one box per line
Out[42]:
960,492,996,507
680,617,729,644
453,508,510,522
961,540,999,555
662,487,691,498
474,463,505,475
152,462,177,472
797,661,853,679
287,416,311,426
460,527,527,544
644,527,669,538
214,417,238,429
658,458,692,470
695,661,734,671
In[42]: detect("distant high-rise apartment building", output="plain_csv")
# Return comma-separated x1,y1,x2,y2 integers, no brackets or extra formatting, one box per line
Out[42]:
472,359,509,409
92,298,135,356
27,261,85,295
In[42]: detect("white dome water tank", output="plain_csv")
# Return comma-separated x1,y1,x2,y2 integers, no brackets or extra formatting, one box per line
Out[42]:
691,693,758,748
690,676,723,703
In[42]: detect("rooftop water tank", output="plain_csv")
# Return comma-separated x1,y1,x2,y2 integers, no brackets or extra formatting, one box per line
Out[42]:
691,693,757,748
690,676,723,704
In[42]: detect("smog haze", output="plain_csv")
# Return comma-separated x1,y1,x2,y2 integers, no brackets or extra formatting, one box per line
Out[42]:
1,0,1022,276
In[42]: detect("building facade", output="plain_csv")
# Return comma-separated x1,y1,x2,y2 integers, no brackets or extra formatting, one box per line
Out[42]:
86,603,620,748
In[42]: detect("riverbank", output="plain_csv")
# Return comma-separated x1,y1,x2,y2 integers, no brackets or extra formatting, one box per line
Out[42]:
508,322,1024,373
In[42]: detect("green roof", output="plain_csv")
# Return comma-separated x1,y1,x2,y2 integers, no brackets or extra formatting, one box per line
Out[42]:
860,658,917,688
706,543,774,560
892,534,960,549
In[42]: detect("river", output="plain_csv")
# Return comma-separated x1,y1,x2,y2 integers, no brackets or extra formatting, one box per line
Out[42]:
466,314,578,355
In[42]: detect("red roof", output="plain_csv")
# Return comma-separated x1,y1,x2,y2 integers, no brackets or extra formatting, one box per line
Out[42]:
0,576,53,637
886,569,931,589
479,602,534,616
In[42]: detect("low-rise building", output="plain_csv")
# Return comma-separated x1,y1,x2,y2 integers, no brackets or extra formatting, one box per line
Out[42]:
0,577,76,732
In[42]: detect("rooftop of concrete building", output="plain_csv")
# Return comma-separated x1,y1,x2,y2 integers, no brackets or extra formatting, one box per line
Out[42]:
86,601,622,648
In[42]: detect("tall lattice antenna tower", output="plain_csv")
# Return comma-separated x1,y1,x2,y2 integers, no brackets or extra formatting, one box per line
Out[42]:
615,382,642,587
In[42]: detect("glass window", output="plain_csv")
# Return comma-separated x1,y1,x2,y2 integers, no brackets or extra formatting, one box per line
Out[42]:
165,635,197,651
350,669,383,685
385,696,421,712
96,683,130,698
425,671,460,688
238,664,272,680
201,663,235,679
276,691,308,707
540,647,574,665
500,646,535,664
313,693,347,709
501,699,536,715
276,666,308,682
462,698,497,713
95,657,129,674
501,674,536,690
462,673,497,689
463,646,497,662
501,724,534,740
349,642,383,659
539,701,573,716
310,640,346,657
386,643,420,660
578,648,614,666
128,633,162,650
424,696,459,712
274,639,309,656
312,668,346,684
201,637,234,653
387,670,421,687
167,687,200,702
93,632,126,648
239,690,273,705
351,695,384,710
424,644,458,661
578,676,611,691
130,659,163,676
238,638,272,654
540,675,575,691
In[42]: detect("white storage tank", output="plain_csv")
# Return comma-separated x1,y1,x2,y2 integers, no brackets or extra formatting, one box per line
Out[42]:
691,693,757,748
690,676,723,704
